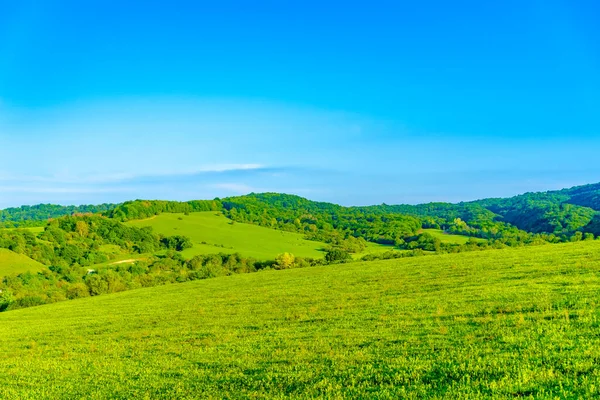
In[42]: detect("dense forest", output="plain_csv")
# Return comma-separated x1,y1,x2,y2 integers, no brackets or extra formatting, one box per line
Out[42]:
472,183,600,235
104,199,220,221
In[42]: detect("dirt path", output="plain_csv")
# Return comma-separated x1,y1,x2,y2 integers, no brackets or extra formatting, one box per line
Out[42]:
109,259,139,265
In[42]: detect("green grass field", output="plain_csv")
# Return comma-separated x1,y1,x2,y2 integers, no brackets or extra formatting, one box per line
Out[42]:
127,212,393,260
2,226,45,234
127,212,328,259
354,241,400,259
421,228,486,244
1,241,600,398
0,248,46,276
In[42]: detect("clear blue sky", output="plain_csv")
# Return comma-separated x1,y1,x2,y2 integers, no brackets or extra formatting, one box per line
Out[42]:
1,0,599,207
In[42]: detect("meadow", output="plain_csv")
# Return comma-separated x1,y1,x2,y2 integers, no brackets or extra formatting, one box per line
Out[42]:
5,226,45,234
1,240,599,398
0,248,45,275
420,228,486,244
126,211,394,260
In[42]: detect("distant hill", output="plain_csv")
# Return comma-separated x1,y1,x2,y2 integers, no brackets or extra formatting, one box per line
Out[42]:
4,181,600,242
470,182,600,235
0,203,118,228
126,211,331,260
374,182,600,237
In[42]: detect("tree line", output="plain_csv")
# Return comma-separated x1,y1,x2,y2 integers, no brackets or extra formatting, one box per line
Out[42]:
0,203,117,228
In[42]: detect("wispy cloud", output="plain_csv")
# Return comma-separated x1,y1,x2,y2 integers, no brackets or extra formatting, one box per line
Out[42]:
195,164,264,173
0,164,297,207
2,97,599,208
0,164,266,185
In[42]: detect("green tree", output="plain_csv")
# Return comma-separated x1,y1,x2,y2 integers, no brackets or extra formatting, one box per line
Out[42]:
0,290,15,311
325,249,351,264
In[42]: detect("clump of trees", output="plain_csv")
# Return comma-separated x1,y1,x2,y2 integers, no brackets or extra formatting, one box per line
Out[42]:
325,249,352,264
104,200,221,221
0,215,193,267
160,235,193,251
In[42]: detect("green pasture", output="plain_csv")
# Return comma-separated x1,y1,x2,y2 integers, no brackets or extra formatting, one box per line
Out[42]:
127,212,332,260
1,241,600,398
421,228,486,244
0,248,46,276
2,226,45,234
127,211,396,260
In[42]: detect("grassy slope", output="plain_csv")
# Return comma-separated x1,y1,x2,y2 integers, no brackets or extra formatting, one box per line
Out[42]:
4,226,45,234
127,211,394,260
1,241,600,398
127,211,327,259
0,248,45,275
354,241,399,259
420,228,486,244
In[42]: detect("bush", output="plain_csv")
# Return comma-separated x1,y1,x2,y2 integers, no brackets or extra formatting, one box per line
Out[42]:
325,249,352,264
66,283,90,299
0,290,15,311
275,253,295,269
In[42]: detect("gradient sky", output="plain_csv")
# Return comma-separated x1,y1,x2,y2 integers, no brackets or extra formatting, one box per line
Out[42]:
1,0,599,208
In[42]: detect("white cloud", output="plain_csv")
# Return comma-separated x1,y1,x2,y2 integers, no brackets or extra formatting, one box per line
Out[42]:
0,163,266,185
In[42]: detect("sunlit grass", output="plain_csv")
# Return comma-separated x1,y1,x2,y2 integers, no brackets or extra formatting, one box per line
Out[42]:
1,241,599,398
421,228,486,244
0,248,45,275
127,211,398,260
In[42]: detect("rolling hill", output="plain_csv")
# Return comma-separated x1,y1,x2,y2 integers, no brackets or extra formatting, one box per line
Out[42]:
0,248,45,275
5,181,600,241
125,211,395,260
0,241,599,398
420,228,486,244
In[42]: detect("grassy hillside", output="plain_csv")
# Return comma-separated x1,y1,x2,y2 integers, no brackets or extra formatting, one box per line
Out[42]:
1,241,600,398
4,226,45,234
127,211,327,259
0,248,45,275
421,228,486,244
127,211,393,260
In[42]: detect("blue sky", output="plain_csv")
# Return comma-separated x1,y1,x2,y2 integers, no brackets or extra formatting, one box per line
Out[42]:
1,0,599,208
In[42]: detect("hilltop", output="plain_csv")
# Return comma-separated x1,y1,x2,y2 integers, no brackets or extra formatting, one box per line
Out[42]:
3,181,600,238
